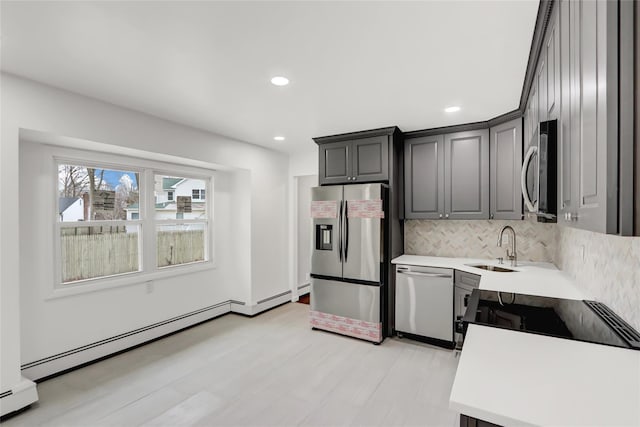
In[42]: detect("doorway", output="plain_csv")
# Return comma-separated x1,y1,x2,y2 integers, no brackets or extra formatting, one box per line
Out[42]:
296,174,317,301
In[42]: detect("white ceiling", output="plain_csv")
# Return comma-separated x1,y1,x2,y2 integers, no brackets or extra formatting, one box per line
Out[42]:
1,1,539,154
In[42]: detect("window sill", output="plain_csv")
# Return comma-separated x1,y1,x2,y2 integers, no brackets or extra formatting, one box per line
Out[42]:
46,260,217,300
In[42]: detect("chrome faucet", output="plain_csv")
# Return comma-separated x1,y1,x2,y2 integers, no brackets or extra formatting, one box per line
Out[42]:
497,226,517,267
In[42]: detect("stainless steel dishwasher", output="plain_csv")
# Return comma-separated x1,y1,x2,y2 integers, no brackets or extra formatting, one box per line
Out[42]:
395,264,454,346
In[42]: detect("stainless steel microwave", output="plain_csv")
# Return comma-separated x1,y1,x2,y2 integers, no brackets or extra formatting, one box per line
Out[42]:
521,119,557,220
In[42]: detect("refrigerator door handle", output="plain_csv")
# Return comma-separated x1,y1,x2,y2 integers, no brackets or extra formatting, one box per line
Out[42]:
344,200,349,262
338,200,343,263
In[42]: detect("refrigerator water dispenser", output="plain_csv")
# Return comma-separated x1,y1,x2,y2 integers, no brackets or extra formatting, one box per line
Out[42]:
315,224,333,250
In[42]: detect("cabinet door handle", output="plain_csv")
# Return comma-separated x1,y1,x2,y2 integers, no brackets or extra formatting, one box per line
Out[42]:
352,177,357,181
445,214,449,219
439,214,443,219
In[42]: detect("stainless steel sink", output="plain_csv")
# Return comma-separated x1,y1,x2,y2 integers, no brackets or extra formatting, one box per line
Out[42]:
466,264,516,273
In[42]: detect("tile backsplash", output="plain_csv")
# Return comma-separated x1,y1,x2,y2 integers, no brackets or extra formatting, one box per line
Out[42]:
404,219,639,331
555,226,640,331
404,219,556,262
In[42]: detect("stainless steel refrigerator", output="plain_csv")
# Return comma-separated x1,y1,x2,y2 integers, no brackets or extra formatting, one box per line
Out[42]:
309,183,387,343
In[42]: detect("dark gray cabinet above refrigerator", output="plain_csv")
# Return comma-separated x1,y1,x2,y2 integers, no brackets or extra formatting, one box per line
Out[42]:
314,127,401,185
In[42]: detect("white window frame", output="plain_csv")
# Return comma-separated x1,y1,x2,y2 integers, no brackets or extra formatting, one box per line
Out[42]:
51,152,215,298
54,157,145,287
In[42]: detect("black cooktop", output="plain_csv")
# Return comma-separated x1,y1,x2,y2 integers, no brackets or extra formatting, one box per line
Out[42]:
463,289,640,350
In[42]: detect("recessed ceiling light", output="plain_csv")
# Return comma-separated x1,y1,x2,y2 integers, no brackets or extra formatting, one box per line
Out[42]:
273,136,285,141
445,106,461,113
270,76,289,86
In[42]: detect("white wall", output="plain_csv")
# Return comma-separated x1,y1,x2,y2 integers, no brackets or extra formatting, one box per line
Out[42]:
289,151,317,178
287,150,317,300
296,175,317,288
19,141,228,363
1,73,289,399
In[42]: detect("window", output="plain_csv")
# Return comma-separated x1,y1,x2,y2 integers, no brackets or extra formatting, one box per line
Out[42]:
192,189,205,200
56,160,213,287
156,175,209,268
57,163,141,283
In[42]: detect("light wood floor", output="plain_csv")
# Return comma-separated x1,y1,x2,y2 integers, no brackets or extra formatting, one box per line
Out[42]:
5,303,460,426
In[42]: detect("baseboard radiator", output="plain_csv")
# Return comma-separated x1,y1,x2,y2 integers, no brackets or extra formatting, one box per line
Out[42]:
21,290,292,381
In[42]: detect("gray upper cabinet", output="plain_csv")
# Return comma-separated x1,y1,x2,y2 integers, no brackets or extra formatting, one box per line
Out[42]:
546,6,561,121
317,135,389,185
490,118,523,220
524,74,538,148
404,128,492,220
558,0,573,224
570,0,616,233
444,129,490,220
404,135,444,219
556,0,620,234
537,53,548,124
319,141,351,185
352,136,389,182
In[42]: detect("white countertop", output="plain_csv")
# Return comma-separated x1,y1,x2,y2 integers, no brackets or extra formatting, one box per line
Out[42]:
391,255,640,426
392,254,588,299
450,325,640,427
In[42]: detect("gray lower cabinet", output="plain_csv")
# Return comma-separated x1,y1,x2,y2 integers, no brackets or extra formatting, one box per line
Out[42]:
489,118,523,220
444,129,490,220
459,414,502,427
404,135,444,219
317,135,390,185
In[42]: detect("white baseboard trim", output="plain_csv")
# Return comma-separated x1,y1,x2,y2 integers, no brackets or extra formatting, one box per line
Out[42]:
19,289,294,383
0,378,38,417
21,302,231,381
231,290,292,316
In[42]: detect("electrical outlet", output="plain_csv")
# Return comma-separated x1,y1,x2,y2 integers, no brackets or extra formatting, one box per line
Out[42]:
146,281,154,294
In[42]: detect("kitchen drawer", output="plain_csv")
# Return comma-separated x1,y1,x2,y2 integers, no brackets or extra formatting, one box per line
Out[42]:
455,270,481,288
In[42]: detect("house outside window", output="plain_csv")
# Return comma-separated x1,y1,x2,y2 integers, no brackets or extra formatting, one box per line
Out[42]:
167,191,174,201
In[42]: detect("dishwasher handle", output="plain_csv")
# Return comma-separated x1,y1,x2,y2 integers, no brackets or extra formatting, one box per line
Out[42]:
396,269,453,279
